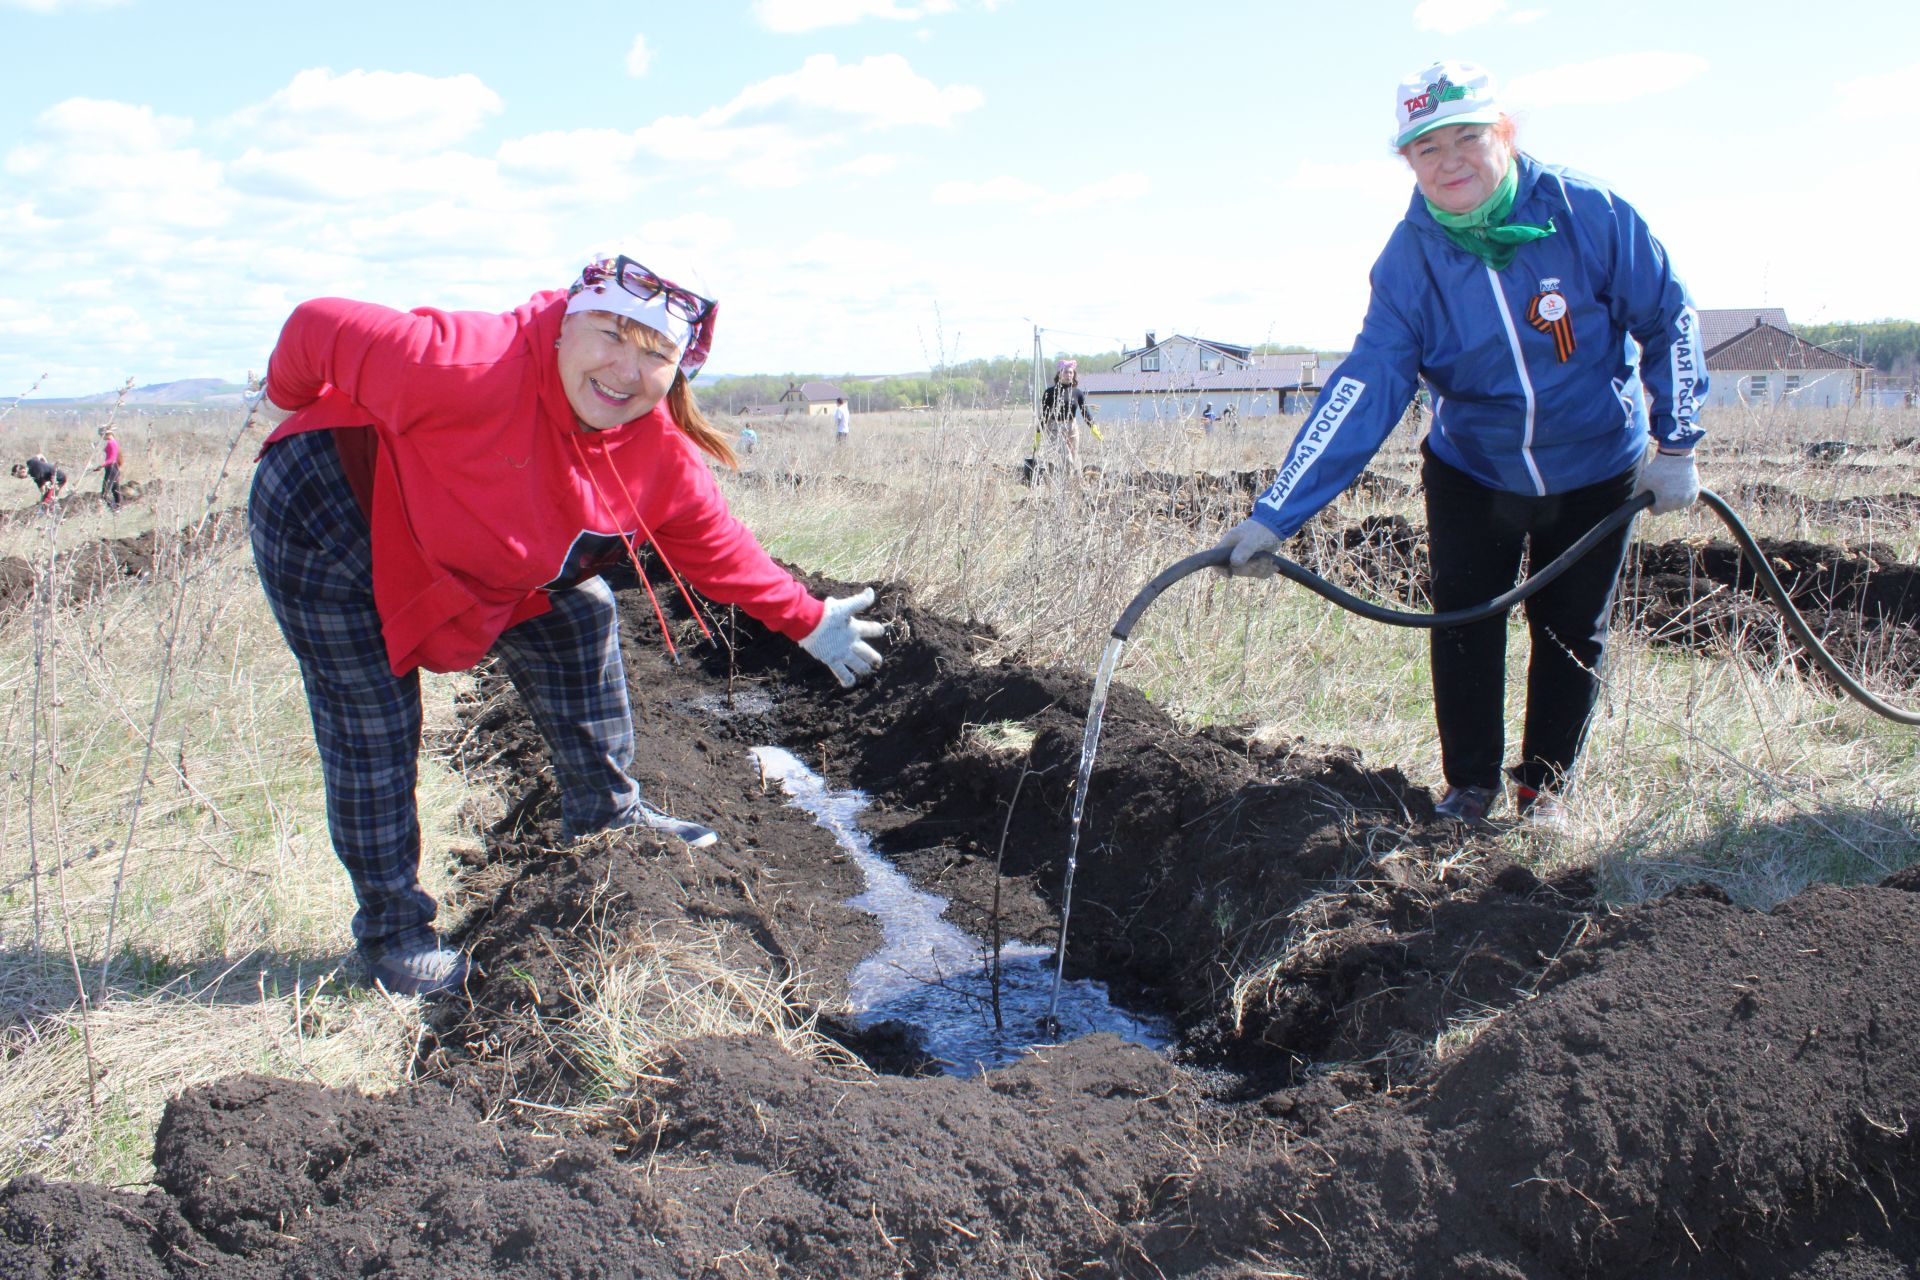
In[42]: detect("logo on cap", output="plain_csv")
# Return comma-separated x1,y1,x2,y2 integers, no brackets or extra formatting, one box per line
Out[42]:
1404,74,1474,123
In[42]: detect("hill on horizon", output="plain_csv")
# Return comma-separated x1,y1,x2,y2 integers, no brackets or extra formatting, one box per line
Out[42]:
27,378,250,407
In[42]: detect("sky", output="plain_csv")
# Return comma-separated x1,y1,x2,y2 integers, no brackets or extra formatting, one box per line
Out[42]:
2,0,1917,398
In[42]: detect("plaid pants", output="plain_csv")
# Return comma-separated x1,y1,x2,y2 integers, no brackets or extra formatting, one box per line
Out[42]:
249,429,641,956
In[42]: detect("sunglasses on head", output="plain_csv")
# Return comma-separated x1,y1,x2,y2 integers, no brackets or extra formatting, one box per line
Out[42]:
579,256,714,324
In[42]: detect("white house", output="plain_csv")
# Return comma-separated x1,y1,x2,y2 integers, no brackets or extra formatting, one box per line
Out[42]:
1697,310,1868,409
1085,333,1340,423
774,380,845,417
1113,332,1255,375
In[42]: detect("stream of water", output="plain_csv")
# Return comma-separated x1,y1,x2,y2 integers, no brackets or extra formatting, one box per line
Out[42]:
1045,634,1127,1024
751,745,1167,1075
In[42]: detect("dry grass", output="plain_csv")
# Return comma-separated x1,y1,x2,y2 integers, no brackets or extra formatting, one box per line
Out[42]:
0,407,471,1186
529,912,863,1135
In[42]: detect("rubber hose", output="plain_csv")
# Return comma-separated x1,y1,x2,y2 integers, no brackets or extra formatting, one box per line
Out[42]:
1115,487,1920,725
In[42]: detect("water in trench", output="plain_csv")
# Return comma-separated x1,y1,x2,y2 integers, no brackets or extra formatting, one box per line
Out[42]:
750,746,1169,1075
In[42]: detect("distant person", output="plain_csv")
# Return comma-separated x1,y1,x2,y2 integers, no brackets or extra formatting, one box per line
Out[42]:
738,424,759,455
86,429,123,510
832,396,850,445
1221,403,1239,435
1037,358,1096,469
1201,401,1217,434
12,455,66,505
249,252,886,997
1211,59,1705,830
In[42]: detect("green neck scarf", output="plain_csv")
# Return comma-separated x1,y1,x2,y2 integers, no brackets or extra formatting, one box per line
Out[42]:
1426,161,1555,270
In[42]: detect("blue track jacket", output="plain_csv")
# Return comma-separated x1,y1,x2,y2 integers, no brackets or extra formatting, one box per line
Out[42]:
1251,153,1706,539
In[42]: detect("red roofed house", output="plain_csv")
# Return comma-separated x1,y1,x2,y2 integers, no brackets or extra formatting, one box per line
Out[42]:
1698,309,1869,409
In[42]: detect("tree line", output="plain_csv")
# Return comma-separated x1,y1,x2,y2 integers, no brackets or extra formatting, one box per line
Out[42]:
1796,320,1920,376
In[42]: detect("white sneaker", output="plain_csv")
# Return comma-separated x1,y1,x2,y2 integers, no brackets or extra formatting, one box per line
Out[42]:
635,802,718,848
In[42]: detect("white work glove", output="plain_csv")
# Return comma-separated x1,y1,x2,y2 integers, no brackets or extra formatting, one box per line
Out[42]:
1635,449,1699,516
798,587,886,688
1210,516,1283,578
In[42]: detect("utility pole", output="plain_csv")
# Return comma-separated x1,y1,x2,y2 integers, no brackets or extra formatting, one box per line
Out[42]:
1031,323,1043,422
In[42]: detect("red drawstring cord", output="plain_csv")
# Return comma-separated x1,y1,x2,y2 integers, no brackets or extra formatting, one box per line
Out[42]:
565,430,715,661
594,440,722,643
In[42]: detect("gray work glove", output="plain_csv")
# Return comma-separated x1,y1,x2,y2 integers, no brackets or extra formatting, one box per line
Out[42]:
1210,516,1283,578
799,587,886,687
1636,449,1699,516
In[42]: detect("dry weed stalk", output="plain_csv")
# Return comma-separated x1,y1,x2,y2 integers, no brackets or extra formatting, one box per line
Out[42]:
98,384,272,984
1,371,48,423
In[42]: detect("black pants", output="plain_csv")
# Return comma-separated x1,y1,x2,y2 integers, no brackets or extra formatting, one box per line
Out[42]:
100,462,121,509
1423,442,1636,795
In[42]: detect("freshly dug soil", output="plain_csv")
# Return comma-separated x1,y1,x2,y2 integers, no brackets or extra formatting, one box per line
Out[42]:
0,505,240,616
5,537,1920,1277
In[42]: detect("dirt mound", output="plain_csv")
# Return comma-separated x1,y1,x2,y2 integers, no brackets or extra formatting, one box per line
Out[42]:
0,509,245,617
7,555,1920,1277
1152,884,1920,1277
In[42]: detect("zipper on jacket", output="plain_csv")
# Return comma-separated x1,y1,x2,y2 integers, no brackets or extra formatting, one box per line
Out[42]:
1484,266,1546,496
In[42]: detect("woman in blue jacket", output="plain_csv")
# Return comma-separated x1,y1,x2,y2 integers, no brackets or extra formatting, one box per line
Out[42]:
1214,60,1706,827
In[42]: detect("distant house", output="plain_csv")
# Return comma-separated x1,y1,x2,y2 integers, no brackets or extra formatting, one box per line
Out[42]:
1085,332,1340,423
776,380,844,417
1698,310,1868,409
1696,307,1792,356
1114,332,1255,375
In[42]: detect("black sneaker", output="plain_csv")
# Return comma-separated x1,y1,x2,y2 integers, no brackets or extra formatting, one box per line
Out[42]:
1433,784,1498,827
363,944,471,997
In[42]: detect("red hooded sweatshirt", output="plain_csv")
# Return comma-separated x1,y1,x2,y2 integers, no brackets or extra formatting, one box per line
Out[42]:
261,291,823,675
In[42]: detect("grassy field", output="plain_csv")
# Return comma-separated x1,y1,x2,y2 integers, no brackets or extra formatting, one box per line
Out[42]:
3,395,1917,1186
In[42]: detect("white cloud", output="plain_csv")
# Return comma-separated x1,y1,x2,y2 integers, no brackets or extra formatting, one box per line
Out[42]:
229,147,504,204
837,153,902,176
1036,172,1149,213
0,0,128,11
11,98,192,156
497,128,640,177
932,171,1148,213
496,54,978,194
752,0,956,33
625,34,652,78
1285,158,1412,202
1832,61,1920,118
1504,52,1708,109
933,175,1043,204
6,99,227,229
1507,7,1545,22
722,53,982,129
1412,0,1505,34
223,68,503,152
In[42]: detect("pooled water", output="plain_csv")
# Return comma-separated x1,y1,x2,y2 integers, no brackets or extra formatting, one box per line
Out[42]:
751,746,1168,1075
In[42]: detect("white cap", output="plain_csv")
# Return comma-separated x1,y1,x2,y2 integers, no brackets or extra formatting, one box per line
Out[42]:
1393,60,1504,148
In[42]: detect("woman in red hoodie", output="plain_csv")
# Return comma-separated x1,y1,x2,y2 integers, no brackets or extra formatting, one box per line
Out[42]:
250,255,884,997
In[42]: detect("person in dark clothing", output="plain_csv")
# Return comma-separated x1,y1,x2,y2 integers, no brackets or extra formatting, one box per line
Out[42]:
13,455,66,504
1037,358,1096,469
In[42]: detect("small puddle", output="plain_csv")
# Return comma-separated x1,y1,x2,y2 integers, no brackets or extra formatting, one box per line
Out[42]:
751,746,1169,1075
